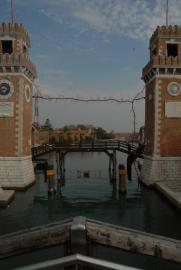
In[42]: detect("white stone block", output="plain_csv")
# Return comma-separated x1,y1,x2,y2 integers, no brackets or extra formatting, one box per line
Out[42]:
140,155,181,185
0,156,35,189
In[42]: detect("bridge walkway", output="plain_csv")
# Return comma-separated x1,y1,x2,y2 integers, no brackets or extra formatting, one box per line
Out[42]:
32,140,144,182
32,140,143,159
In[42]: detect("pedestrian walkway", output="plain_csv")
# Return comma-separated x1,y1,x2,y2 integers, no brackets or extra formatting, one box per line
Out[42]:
155,180,181,211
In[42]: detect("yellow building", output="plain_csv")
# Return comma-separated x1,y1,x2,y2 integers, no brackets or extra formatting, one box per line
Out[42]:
39,125,96,144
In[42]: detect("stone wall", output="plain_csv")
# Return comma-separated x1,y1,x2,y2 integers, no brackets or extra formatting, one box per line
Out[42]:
0,156,35,189
140,155,181,186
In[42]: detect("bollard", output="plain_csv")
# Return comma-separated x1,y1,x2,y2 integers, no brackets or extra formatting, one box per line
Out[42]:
70,216,87,255
43,161,48,182
46,164,56,195
84,170,90,178
118,164,127,194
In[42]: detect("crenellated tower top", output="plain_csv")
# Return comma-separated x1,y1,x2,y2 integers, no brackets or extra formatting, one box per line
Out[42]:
0,22,30,47
0,22,37,80
150,25,181,46
142,25,181,83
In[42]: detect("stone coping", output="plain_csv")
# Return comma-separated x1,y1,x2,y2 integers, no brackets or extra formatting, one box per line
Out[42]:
155,180,181,212
143,155,181,161
0,189,15,207
0,155,32,161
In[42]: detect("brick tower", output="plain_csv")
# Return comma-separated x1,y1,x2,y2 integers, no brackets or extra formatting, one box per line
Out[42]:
0,23,37,189
141,25,181,185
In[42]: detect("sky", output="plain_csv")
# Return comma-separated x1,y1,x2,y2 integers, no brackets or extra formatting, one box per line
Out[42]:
1,0,181,132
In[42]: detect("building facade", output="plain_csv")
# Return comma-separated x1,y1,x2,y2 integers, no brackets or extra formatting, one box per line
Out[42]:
31,123,40,146
0,23,37,189
39,125,96,144
141,25,181,185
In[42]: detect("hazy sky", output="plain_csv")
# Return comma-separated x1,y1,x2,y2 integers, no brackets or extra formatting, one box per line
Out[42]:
1,0,181,132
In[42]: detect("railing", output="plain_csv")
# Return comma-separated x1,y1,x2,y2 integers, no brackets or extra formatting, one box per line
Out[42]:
0,217,181,266
15,254,140,270
32,143,55,158
31,141,143,159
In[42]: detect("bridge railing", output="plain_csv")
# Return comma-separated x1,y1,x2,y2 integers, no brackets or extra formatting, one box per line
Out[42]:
31,144,55,158
0,217,181,265
15,253,139,270
31,141,143,159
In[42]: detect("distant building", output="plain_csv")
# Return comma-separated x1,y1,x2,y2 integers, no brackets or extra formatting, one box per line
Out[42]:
138,126,145,144
113,132,138,141
39,125,96,144
31,123,40,146
39,129,51,144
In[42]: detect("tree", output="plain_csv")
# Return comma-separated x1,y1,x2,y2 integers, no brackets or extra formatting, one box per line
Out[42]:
77,124,86,129
63,125,69,132
95,127,114,140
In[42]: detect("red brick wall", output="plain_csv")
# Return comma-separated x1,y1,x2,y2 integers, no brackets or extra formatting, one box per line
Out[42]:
23,78,32,156
160,78,181,157
144,79,156,155
0,76,17,156
0,75,33,157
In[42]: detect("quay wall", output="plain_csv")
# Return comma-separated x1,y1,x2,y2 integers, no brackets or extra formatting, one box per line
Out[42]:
0,156,35,189
140,155,181,186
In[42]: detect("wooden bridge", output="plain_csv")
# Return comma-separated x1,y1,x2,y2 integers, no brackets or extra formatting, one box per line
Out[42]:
32,140,144,180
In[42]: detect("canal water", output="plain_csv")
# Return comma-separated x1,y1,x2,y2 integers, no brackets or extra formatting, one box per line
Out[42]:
0,152,181,269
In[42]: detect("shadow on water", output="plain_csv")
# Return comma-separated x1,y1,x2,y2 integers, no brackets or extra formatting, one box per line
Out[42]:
0,152,181,269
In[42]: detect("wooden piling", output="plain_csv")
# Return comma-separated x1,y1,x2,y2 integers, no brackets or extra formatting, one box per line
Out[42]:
118,164,127,193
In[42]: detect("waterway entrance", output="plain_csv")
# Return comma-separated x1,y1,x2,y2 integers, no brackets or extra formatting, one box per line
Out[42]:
0,152,181,269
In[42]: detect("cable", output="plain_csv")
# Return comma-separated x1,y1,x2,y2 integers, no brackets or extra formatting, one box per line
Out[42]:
32,83,145,143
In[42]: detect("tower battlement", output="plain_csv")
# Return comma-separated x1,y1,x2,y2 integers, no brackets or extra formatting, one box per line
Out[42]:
143,25,181,83
0,22,36,79
0,22,30,47
151,25,181,41
0,53,37,79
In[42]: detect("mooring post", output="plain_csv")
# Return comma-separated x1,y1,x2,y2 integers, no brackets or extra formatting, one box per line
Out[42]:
109,155,112,172
109,151,117,181
59,152,65,186
108,153,113,182
46,163,56,195
70,216,87,255
56,152,59,178
112,150,117,180
118,164,127,194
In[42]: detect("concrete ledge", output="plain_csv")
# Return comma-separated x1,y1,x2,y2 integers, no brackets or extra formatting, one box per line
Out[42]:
0,189,15,207
2,179,36,191
140,156,181,185
0,156,35,189
155,181,181,212
139,176,155,187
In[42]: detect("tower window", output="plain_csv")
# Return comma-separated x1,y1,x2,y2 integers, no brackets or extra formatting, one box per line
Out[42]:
152,48,157,56
1,40,13,54
167,43,178,57
23,45,27,53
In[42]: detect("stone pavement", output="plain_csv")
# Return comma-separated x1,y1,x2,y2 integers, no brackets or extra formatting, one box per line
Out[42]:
0,187,15,207
155,180,181,211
